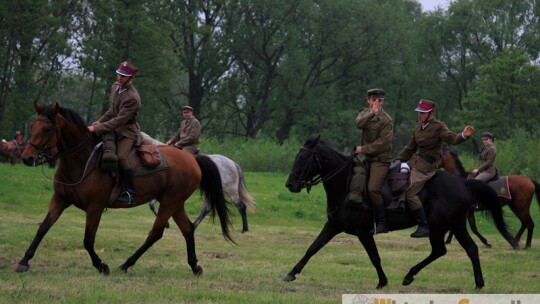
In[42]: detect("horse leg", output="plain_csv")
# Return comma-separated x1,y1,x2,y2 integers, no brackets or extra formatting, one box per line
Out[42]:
444,232,453,244
171,208,202,275
467,212,491,248
149,199,169,229
192,200,211,229
84,208,110,274
119,210,170,272
403,229,447,286
283,222,340,282
451,224,484,289
15,196,68,272
509,203,534,249
357,234,388,289
236,201,249,233
514,218,534,249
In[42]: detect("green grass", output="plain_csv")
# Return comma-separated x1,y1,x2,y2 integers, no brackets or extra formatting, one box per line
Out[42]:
0,163,539,303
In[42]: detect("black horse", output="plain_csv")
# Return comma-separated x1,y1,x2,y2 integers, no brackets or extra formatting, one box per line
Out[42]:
284,137,516,289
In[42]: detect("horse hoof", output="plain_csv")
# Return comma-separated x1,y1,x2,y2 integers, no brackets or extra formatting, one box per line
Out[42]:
193,266,203,276
402,276,414,286
283,274,296,282
15,264,30,273
100,263,110,275
376,281,387,289
484,243,492,248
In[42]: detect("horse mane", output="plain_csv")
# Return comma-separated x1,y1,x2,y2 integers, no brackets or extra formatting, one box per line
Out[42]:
449,150,469,177
41,103,88,131
305,137,348,161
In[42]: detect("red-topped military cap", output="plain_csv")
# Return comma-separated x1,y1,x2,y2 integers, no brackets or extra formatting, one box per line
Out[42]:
415,99,435,113
116,61,138,77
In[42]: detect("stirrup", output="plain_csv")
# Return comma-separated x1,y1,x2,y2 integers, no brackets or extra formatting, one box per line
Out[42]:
117,191,135,205
369,223,389,235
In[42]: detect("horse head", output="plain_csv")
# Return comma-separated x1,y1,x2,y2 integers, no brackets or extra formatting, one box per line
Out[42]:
286,136,350,193
23,103,91,166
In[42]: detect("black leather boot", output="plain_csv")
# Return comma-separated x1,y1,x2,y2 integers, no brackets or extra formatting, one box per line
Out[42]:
369,204,389,235
410,207,430,238
117,169,136,205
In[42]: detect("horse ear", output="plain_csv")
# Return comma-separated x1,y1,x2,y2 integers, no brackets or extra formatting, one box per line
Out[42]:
53,102,60,115
34,102,40,114
314,135,320,145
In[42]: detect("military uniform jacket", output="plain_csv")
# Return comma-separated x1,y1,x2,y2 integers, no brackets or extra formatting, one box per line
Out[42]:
94,82,141,141
170,117,201,153
477,144,497,174
396,119,467,172
355,108,393,162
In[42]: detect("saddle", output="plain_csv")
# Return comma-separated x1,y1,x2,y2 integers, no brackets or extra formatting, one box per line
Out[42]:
381,160,409,212
348,160,409,211
101,144,169,206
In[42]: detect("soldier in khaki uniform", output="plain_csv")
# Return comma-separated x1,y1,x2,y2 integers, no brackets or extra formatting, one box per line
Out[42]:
472,132,497,182
88,61,142,205
167,105,201,154
395,99,474,237
349,88,393,235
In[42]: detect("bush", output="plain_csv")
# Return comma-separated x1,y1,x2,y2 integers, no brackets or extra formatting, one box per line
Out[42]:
201,137,302,173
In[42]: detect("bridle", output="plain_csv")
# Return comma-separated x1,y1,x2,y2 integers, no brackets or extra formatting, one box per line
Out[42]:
28,116,91,163
291,146,354,192
28,115,99,186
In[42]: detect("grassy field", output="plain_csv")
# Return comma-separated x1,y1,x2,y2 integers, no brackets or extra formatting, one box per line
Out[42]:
0,163,539,303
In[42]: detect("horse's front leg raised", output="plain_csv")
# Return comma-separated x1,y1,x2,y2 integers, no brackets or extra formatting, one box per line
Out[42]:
15,195,68,273
283,221,340,282
84,208,109,275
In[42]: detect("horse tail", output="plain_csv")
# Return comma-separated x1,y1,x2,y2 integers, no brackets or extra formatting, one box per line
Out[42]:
465,179,518,249
235,162,256,212
196,155,236,244
532,179,540,215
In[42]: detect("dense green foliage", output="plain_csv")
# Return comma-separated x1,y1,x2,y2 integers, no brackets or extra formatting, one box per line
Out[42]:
1,163,539,303
1,0,539,171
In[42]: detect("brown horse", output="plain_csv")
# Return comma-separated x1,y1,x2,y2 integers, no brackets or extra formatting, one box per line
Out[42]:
441,147,540,249
15,103,234,275
0,140,25,164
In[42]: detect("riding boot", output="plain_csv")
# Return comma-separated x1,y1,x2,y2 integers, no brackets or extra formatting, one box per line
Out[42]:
369,204,389,235
410,207,430,238
117,169,136,205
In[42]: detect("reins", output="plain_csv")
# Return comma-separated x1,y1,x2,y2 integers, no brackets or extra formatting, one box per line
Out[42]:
41,142,103,186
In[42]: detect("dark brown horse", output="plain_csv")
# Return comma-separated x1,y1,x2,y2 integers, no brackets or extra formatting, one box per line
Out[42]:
441,147,540,249
15,103,234,275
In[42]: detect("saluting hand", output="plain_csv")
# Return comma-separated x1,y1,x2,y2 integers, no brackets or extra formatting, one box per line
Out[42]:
463,125,475,138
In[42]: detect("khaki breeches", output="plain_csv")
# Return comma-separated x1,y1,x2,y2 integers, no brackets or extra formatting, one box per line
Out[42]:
367,161,390,206
405,168,436,211
117,137,134,170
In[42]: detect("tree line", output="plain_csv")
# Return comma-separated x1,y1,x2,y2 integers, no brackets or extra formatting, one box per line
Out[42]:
1,0,539,156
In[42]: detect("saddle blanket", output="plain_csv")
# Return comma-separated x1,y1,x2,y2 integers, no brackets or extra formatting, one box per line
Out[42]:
487,176,511,200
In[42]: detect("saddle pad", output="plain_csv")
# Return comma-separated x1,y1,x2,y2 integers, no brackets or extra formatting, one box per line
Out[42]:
488,176,511,200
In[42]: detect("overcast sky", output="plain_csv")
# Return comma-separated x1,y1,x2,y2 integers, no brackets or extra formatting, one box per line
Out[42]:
418,0,449,11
